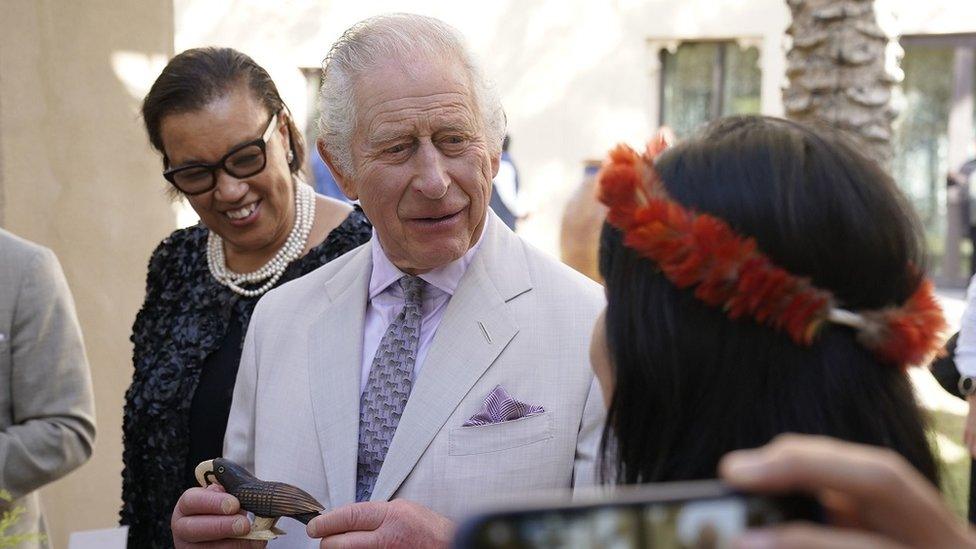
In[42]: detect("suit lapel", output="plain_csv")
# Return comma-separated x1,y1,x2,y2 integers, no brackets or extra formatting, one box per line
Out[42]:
370,214,532,501
307,243,371,507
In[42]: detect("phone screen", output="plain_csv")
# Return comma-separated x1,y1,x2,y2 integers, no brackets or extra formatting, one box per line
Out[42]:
454,483,820,549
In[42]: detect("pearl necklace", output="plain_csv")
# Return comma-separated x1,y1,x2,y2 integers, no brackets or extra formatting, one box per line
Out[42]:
206,181,316,297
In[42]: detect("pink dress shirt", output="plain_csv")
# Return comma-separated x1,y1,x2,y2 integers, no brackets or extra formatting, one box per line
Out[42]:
360,230,485,393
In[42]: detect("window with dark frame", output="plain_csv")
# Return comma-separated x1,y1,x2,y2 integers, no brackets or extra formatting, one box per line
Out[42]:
658,41,761,138
892,33,976,285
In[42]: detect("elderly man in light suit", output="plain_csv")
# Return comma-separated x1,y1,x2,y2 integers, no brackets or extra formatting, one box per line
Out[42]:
0,229,96,548
171,14,604,548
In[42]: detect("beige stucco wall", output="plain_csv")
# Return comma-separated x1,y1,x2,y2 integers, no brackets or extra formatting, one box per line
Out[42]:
0,1,176,546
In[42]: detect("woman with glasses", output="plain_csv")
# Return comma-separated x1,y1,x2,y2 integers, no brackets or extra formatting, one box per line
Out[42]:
120,47,371,548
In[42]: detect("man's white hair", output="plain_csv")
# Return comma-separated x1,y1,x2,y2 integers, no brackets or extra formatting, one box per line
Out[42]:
317,13,506,177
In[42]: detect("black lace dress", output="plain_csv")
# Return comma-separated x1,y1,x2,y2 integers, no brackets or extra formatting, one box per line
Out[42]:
120,209,370,548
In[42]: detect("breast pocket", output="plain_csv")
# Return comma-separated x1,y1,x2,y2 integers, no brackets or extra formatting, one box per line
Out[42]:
448,411,554,456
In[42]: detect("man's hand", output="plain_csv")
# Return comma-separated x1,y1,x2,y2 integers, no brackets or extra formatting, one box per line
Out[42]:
171,484,265,549
965,395,976,458
306,499,455,548
719,434,975,549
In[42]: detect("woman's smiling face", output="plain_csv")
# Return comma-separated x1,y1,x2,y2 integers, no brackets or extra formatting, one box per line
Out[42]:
160,87,295,260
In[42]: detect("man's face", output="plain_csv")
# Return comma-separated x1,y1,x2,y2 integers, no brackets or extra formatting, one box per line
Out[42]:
325,57,499,274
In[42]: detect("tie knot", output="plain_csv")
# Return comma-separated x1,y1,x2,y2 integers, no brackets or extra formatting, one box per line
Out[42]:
399,276,426,305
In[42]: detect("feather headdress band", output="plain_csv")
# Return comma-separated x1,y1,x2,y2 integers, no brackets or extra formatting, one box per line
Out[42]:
596,129,946,367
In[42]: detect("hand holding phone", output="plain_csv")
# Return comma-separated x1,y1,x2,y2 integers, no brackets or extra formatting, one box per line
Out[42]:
720,434,976,549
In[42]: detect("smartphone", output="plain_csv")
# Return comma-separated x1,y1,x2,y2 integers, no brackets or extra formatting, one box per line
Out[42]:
452,480,821,549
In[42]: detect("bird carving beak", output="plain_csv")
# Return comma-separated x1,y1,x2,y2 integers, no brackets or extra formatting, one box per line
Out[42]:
195,459,216,488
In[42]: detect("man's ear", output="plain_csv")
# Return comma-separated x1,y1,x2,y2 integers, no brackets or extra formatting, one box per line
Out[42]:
490,150,501,179
317,139,358,201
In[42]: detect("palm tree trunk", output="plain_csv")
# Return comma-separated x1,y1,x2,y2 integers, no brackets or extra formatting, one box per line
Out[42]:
784,0,901,166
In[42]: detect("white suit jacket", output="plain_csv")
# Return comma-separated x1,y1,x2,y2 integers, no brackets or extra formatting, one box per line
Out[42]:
224,213,605,548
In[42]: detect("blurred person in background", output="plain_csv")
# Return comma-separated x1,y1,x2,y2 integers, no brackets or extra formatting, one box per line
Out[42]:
591,115,944,492
489,134,524,230
0,229,96,549
559,159,607,282
923,137,976,526
947,269,976,524
948,149,976,277
120,47,371,548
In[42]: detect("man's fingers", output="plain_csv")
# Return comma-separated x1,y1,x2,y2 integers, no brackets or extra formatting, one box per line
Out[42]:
172,514,250,543
171,487,251,545
307,503,388,538
175,487,241,518
734,524,907,549
319,531,382,549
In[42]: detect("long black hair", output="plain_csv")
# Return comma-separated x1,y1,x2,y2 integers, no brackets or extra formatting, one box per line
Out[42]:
141,47,305,177
598,115,939,486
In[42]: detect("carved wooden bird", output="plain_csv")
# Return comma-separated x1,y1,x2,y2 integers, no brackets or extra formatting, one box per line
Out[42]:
195,458,325,541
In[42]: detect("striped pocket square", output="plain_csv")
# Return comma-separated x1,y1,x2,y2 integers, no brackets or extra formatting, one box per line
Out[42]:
462,385,544,427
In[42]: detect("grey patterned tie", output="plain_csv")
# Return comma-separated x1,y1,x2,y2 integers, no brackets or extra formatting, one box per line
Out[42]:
356,275,426,502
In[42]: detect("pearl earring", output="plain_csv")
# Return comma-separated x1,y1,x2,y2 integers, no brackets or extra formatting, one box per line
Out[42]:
286,150,294,163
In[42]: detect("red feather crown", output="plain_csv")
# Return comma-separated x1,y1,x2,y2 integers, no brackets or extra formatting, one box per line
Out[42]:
596,129,946,368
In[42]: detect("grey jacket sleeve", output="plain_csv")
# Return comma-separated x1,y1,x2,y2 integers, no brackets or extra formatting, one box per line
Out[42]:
0,246,96,497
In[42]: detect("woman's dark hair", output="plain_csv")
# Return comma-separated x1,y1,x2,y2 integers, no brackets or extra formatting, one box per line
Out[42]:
141,47,305,179
598,115,939,487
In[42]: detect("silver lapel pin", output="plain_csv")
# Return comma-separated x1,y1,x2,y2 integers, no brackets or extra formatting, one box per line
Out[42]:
478,321,492,344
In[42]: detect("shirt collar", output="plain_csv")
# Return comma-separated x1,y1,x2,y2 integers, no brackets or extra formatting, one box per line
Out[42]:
368,223,486,300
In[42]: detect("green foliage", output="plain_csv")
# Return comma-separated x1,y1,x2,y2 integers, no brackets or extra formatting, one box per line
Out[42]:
0,489,46,548
927,410,970,519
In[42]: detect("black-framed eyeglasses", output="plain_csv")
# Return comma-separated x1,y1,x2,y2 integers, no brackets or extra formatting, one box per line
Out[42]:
163,113,280,195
